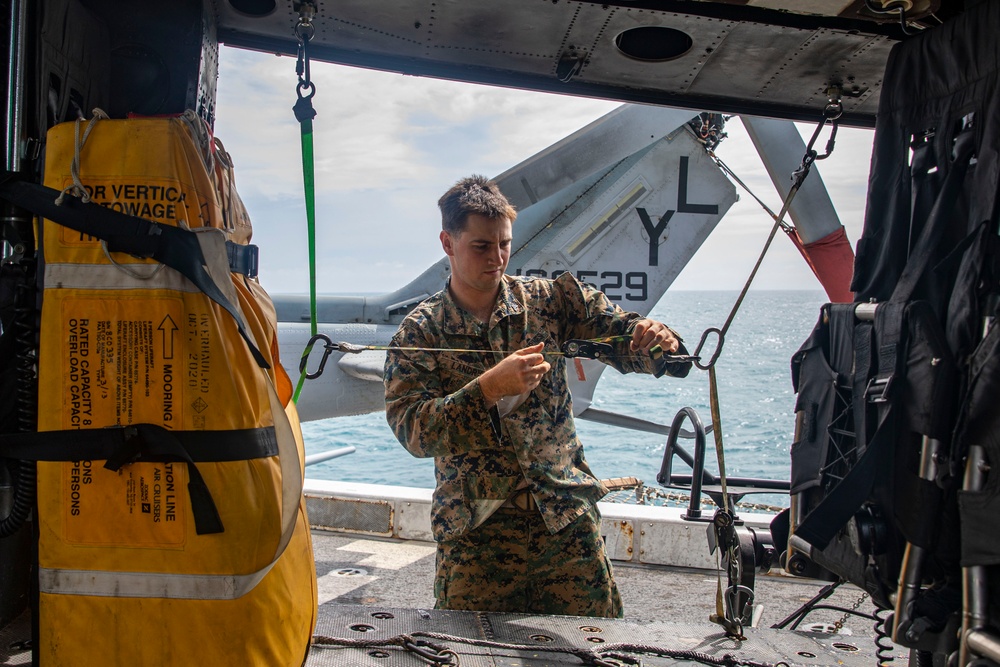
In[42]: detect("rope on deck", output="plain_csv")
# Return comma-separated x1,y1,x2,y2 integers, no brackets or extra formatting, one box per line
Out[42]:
311,629,792,667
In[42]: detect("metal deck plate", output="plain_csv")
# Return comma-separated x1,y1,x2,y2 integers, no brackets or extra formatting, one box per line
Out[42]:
0,609,30,665
307,602,876,667
311,603,494,667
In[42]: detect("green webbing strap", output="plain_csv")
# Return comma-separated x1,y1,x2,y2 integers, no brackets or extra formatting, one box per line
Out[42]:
292,117,318,403
292,8,319,404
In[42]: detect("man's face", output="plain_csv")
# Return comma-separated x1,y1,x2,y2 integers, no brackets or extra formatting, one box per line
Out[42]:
440,213,513,299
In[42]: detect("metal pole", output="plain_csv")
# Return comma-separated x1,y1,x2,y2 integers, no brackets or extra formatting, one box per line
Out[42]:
960,445,989,667
304,446,357,467
679,408,707,520
959,296,999,666
855,302,878,321
4,0,26,174
966,628,1000,664
893,436,942,643
3,0,29,266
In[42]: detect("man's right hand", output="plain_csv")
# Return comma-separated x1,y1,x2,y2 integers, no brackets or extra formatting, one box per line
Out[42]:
479,342,551,406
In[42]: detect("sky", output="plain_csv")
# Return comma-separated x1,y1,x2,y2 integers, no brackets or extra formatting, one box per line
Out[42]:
213,45,876,296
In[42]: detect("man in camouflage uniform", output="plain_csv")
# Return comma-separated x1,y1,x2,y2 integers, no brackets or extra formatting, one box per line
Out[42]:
384,175,691,617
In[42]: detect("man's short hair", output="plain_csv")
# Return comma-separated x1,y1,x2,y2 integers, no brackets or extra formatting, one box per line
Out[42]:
437,175,517,234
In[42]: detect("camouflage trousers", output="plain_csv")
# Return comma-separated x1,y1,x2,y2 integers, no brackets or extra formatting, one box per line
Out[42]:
434,504,623,617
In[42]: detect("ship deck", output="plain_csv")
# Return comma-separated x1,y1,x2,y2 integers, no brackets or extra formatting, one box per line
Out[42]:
306,534,900,667
0,481,906,666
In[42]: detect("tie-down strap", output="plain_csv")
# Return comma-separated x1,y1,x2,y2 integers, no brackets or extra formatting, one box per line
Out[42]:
0,172,267,367
0,424,278,535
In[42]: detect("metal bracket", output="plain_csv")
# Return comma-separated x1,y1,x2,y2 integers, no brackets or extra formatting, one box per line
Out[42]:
561,339,613,359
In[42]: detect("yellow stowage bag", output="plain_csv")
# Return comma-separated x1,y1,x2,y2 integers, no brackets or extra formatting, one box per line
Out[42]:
36,114,317,666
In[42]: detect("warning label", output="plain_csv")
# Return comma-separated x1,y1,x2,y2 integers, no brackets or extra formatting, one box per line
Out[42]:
59,179,194,247
68,318,93,428
186,312,211,419
114,319,154,425
73,303,192,429
61,298,190,547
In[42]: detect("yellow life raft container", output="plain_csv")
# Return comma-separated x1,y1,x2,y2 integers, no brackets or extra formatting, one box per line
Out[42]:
33,111,317,665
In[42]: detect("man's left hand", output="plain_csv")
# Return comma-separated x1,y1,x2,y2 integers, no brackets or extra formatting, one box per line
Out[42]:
630,319,680,355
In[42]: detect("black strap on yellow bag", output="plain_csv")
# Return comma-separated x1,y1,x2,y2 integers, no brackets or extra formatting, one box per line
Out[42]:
0,172,268,368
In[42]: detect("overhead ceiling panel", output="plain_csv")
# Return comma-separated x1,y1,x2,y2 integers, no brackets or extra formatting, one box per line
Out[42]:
567,9,737,92
212,0,920,126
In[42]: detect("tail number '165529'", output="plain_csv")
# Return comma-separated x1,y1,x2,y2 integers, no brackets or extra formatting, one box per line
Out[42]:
514,269,648,302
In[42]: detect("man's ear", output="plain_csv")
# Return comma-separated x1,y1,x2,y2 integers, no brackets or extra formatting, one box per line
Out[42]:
440,230,454,256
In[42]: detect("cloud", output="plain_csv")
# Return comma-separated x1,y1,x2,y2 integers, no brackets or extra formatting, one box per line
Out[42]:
216,46,875,295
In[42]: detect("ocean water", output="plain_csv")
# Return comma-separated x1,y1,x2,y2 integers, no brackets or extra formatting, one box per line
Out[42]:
301,290,828,507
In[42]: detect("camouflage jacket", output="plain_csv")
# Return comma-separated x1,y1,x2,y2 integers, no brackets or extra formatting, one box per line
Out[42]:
384,272,690,542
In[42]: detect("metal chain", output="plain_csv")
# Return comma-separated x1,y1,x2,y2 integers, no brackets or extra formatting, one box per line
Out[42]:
834,592,870,633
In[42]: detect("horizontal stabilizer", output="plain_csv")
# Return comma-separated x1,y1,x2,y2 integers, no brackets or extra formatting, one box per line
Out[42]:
337,350,386,383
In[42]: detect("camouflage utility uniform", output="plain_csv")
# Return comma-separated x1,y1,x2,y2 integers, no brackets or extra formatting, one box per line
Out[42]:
384,272,690,616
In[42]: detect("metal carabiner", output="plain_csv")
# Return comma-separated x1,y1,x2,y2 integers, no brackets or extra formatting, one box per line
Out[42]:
801,87,842,165
293,3,318,113
692,327,724,370
298,333,337,379
725,584,756,626
293,7,315,84
402,638,459,665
